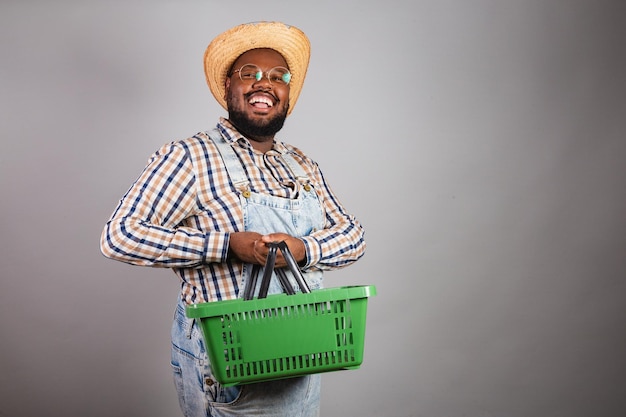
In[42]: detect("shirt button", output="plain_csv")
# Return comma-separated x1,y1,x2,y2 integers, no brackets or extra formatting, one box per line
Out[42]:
205,377,214,386
304,184,311,192
242,190,251,198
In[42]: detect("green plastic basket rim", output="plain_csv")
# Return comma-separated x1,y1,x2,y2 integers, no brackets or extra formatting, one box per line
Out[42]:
186,285,376,319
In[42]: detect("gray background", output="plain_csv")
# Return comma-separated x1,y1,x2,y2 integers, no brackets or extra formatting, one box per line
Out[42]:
1,1,625,416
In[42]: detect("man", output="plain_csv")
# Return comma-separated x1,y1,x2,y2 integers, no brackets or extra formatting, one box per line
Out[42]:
100,21,366,416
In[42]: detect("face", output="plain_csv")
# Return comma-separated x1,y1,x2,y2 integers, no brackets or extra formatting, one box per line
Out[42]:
225,48,290,139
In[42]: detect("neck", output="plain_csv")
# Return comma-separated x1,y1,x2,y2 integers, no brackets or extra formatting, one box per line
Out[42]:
247,134,275,153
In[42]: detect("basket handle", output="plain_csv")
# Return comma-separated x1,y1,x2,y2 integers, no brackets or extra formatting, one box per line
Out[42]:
244,241,311,300
277,241,311,295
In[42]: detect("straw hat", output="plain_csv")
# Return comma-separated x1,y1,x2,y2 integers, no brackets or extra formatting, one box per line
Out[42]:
204,21,311,116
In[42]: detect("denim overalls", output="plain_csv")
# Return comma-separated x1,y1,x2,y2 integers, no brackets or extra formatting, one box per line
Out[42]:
171,129,325,417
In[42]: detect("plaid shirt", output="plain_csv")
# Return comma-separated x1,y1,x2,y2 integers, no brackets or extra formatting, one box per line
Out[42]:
101,119,366,304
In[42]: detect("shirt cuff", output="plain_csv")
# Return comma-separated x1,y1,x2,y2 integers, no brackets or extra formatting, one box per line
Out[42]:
300,235,321,269
203,232,230,264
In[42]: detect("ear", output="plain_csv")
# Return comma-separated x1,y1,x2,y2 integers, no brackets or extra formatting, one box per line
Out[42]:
224,77,231,100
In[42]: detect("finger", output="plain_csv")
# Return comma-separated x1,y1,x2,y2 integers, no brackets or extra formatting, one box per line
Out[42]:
260,235,274,243
254,241,269,264
274,253,287,267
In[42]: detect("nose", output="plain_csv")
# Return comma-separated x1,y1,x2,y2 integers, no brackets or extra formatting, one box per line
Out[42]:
251,72,272,88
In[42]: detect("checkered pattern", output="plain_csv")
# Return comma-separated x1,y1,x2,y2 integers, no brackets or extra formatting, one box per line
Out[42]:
101,119,365,304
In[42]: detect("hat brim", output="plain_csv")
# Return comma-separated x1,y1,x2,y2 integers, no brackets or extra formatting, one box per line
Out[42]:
204,22,310,116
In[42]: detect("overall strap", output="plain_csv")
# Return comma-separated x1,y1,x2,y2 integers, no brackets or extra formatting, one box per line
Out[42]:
280,151,310,183
207,128,310,188
206,129,250,193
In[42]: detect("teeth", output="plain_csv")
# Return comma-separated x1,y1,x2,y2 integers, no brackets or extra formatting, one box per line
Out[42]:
249,96,273,107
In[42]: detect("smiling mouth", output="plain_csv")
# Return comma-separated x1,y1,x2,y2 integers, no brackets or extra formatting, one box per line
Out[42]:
247,92,276,109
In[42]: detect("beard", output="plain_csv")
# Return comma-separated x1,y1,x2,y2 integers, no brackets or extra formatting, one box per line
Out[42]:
226,95,289,138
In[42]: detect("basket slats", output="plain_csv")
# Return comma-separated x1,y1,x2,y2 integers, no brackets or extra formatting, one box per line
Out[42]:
186,285,376,386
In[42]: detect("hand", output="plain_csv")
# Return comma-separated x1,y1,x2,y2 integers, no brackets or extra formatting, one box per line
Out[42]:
260,233,306,267
227,231,264,264
228,232,306,267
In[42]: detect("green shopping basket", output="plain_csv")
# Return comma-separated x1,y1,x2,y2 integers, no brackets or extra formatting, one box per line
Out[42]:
186,241,376,387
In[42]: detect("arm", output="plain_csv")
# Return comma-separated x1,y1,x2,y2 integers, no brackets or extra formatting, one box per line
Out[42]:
298,160,366,271
227,159,365,270
100,142,228,268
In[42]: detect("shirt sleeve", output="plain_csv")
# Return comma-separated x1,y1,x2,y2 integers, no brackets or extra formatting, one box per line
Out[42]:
100,142,229,268
299,159,366,271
